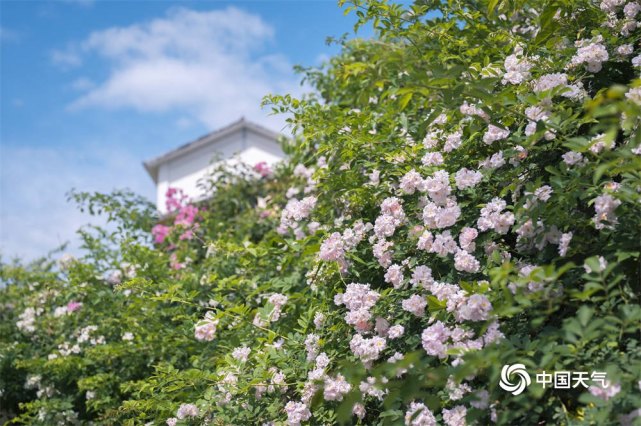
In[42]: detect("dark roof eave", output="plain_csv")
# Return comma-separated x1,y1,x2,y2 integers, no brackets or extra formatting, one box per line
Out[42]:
142,118,285,183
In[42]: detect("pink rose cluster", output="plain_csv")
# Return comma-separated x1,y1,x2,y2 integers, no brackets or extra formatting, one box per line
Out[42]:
335,283,380,333
194,312,219,342
253,161,272,178
152,187,201,244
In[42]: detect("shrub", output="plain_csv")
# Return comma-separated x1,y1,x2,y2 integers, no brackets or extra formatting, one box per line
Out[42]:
1,0,641,425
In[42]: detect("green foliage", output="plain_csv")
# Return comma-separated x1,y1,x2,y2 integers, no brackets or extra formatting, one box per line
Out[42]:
2,1,641,425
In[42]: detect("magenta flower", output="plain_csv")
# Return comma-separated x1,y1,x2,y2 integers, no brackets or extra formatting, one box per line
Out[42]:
254,161,272,178
175,205,199,226
152,224,171,244
179,229,194,241
170,253,185,270
66,301,82,313
165,187,187,212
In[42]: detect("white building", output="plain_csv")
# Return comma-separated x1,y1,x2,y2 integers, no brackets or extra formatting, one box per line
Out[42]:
144,118,284,213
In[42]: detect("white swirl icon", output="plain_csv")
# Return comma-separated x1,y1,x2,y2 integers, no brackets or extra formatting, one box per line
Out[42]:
499,364,531,395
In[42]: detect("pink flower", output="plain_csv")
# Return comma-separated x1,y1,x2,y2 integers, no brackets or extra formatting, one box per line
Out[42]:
349,334,387,362
175,205,199,226
593,194,621,229
385,264,404,288
319,232,346,262
285,401,311,425
152,224,171,244
323,374,351,401
176,403,199,419
443,405,467,426
483,125,510,144
402,295,427,317
170,253,185,270
459,227,478,252
405,402,437,425
421,321,451,358
66,301,82,313
410,265,434,288
454,250,480,273
388,325,405,339
457,294,492,321
254,161,272,178
194,312,219,341
165,187,187,212
399,170,426,194
179,229,194,241
589,380,621,401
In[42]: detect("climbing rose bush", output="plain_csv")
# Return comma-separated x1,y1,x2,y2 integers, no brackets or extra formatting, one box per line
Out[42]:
2,0,641,425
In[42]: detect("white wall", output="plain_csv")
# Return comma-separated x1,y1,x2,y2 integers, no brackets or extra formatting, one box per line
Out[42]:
155,129,283,213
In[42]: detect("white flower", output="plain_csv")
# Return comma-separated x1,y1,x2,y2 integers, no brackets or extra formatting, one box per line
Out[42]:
532,73,567,93
194,312,219,342
388,325,405,339
315,352,330,369
558,232,573,257
569,39,609,72
400,170,426,194
454,250,480,273
457,294,492,321
483,125,510,144
562,151,583,166
534,185,553,202
624,2,641,18
369,169,380,185
385,264,404,288
404,401,437,425
455,168,483,189
323,374,351,401
319,232,345,262
176,403,199,419
421,152,444,166
410,265,434,288
349,334,387,363
313,312,325,329
285,401,311,425
402,294,427,317
353,403,366,419
58,253,77,270
443,405,467,426
231,346,251,362
477,197,515,234
593,194,621,229
502,50,533,85
444,130,463,152
625,87,641,106
617,44,634,56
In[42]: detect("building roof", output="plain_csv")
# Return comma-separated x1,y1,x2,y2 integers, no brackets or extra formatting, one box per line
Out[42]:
143,117,283,183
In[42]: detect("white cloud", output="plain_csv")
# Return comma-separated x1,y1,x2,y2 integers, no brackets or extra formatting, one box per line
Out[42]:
62,7,301,130
175,117,194,128
0,144,154,261
70,77,94,91
51,49,83,68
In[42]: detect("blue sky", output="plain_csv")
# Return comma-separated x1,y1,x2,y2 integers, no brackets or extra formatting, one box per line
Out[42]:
0,0,370,260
